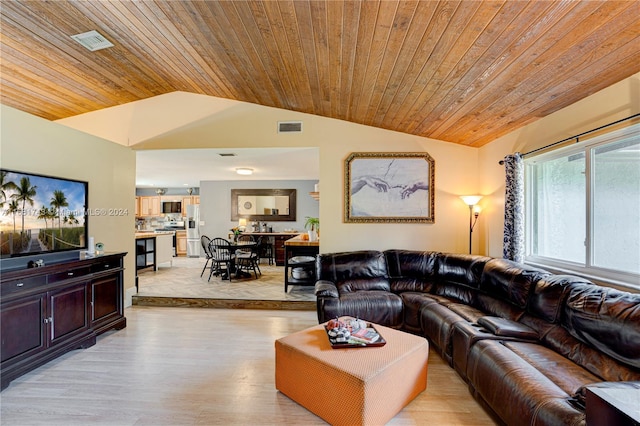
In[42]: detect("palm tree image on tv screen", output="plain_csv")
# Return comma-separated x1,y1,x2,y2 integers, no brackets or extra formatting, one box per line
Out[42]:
0,170,88,258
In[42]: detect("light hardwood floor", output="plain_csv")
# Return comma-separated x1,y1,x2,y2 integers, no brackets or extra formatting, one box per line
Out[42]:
0,307,497,425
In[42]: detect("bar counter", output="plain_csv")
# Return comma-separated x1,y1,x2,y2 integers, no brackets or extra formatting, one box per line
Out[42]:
284,234,319,247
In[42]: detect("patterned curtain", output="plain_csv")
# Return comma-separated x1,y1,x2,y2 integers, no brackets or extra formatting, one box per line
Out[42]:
503,153,525,263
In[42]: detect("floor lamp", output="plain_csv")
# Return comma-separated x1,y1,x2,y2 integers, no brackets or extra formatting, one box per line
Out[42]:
460,196,483,254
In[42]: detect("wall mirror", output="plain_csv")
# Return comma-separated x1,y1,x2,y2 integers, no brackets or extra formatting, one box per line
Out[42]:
231,189,297,222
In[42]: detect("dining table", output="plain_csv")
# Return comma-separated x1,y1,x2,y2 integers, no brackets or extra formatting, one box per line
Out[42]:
217,240,258,279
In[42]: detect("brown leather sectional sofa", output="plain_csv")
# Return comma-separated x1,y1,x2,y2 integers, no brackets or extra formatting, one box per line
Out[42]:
314,250,640,425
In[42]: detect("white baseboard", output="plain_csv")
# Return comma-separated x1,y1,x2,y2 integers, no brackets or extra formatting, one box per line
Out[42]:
125,286,137,308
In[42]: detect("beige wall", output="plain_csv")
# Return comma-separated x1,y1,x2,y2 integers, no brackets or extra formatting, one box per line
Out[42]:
137,100,480,254
0,105,137,301
478,72,640,258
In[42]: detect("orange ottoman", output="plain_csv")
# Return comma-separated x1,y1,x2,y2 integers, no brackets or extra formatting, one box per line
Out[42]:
275,323,428,426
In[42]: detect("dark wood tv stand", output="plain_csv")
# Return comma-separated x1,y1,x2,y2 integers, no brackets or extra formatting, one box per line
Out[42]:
0,252,127,390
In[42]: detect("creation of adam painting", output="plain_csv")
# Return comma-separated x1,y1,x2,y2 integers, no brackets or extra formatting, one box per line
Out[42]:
344,152,435,223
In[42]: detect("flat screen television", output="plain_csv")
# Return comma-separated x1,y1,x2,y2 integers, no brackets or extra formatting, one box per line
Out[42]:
1,169,88,259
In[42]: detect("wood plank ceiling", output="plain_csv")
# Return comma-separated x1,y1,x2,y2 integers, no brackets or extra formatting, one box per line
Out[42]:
1,1,639,147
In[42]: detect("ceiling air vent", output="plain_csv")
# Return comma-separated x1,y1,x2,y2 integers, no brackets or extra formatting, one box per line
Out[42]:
278,121,303,133
71,30,114,52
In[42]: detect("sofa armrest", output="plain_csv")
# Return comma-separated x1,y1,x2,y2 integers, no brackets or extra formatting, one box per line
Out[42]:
573,381,640,411
315,280,339,298
477,316,539,340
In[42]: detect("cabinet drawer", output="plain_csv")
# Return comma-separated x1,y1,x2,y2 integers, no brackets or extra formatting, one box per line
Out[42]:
90,260,120,273
1,275,47,296
48,266,91,283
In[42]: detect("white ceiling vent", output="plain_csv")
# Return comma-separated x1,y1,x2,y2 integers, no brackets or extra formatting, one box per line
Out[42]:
71,30,114,51
278,121,303,133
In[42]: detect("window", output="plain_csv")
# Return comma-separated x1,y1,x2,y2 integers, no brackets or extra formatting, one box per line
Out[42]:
526,123,640,288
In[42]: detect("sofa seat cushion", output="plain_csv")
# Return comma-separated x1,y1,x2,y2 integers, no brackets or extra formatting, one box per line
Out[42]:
338,277,391,293
420,302,471,363
502,341,601,397
400,292,439,333
390,277,436,294
467,339,585,426
323,291,404,328
446,303,485,323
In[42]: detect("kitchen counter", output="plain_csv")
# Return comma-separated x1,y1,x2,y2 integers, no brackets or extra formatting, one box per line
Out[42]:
242,231,300,236
283,234,319,292
284,234,319,246
135,231,175,238
135,232,173,278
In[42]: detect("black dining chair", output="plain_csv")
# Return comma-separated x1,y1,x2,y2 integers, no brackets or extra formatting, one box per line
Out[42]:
236,235,261,279
258,236,274,265
208,238,235,282
200,235,213,277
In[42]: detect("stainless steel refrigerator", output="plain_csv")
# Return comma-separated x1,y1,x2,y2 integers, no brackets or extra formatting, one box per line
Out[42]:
186,204,200,257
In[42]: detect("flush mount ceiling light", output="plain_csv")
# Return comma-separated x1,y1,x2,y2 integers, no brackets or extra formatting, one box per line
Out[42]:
70,30,114,51
236,168,253,175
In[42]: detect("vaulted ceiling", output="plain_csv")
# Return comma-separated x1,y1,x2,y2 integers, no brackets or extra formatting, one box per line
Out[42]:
1,1,639,147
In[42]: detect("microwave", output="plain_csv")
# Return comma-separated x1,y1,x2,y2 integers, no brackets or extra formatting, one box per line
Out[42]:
162,201,181,214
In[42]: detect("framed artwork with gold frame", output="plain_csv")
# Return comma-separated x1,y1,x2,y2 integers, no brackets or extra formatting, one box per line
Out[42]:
344,152,435,223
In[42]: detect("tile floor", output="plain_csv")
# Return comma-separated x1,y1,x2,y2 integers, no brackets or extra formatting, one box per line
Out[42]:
136,256,316,303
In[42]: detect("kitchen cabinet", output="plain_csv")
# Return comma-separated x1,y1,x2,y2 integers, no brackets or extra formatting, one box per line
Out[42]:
181,196,200,216
155,233,174,266
243,232,298,266
1,252,127,390
135,197,140,216
176,230,187,256
273,235,293,266
136,237,156,272
138,196,161,217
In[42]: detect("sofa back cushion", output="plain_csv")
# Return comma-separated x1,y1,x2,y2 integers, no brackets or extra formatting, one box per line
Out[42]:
316,250,390,293
384,250,439,293
436,253,491,289
528,275,592,323
561,283,640,370
543,323,640,381
479,259,550,309
475,293,527,321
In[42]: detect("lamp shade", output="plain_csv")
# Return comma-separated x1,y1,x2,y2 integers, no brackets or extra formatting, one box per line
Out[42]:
460,195,483,206
238,218,247,227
